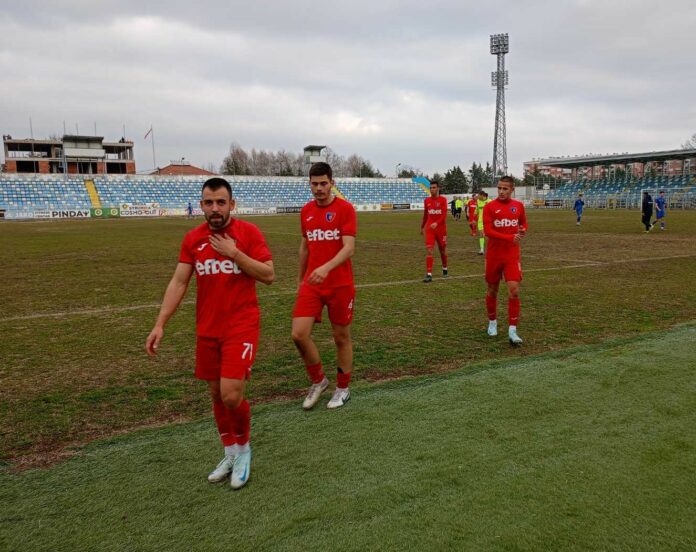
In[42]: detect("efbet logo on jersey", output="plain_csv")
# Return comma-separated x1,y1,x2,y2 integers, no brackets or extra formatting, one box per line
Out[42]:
428,209,443,215
493,218,519,228
306,228,341,241
325,212,336,222
195,258,242,276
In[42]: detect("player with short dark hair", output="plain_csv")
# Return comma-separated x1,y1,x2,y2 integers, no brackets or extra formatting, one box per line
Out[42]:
653,190,667,230
145,177,274,489
476,191,492,254
466,192,479,240
421,180,448,282
482,176,528,345
574,193,584,225
292,162,357,410
641,191,654,232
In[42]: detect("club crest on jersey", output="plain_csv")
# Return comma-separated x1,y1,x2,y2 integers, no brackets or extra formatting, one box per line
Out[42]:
326,212,336,222
510,206,517,213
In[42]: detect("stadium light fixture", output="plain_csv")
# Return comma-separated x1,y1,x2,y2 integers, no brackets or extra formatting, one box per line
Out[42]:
490,33,509,55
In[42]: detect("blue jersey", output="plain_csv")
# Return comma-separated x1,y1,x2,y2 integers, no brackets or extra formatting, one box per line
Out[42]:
574,199,584,212
655,196,666,214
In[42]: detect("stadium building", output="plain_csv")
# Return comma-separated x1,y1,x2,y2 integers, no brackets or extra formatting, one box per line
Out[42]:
524,148,696,209
2,134,135,175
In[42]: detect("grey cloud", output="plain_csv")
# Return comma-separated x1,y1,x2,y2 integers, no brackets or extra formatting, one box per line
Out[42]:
2,1,695,176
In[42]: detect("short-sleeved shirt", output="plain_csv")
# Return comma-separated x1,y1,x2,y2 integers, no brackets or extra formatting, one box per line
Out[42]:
301,196,357,288
422,196,448,234
483,198,528,262
179,219,272,338
477,198,492,228
467,199,478,222
655,196,666,213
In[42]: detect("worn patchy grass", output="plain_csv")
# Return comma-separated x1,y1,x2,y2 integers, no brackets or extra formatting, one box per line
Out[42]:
1,209,696,464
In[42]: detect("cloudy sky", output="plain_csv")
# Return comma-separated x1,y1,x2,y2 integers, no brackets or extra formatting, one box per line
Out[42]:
1,0,694,176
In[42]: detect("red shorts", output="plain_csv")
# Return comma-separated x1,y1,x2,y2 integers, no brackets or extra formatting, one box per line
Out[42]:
485,256,522,284
195,333,258,381
292,283,355,326
425,229,447,249
469,222,478,236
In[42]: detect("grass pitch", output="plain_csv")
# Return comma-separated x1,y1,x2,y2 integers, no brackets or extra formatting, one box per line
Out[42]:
1,208,696,549
1,325,694,551
1,208,696,466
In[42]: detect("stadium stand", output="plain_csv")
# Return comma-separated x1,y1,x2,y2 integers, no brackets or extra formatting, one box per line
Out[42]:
93,176,313,209
336,178,429,204
0,174,429,215
543,175,696,208
0,174,92,211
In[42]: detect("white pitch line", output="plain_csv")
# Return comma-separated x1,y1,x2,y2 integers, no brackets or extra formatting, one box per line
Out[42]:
2,253,695,323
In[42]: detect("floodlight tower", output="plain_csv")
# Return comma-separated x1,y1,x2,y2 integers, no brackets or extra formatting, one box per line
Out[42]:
490,33,509,184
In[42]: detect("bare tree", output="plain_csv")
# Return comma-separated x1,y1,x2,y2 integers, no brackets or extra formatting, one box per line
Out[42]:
682,133,696,149
345,154,363,177
220,142,250,175
219,143,384,177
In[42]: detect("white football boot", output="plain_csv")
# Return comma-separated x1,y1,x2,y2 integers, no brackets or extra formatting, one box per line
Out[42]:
208,456,235,483
509,326,523,346
327,388,351,409
302,377,329,410
230,450,251,490
487,320,498,337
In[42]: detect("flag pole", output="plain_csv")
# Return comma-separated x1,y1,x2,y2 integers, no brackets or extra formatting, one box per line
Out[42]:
151,126,157,171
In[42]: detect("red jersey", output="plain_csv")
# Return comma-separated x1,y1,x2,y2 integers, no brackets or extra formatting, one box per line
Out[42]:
421,196,448,233
301,196,357,288
467,199,478,222
179,219,272,338
482,198,528,260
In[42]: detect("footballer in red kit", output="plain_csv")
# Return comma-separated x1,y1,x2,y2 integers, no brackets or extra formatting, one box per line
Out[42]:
482,176,527,345
466,193,479,237
145,177,274,489
420,180,448,283
292,162,357,410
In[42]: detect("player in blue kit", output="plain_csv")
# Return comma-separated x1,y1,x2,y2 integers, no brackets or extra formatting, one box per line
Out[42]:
574,194,584,225
652,191,667,230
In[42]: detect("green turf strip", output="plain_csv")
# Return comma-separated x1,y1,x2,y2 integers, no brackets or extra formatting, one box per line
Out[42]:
2,325,695,551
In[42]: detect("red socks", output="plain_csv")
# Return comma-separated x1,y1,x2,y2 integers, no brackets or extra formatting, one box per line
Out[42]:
230,399,251,446
486,295,497,321
426,254,447,273
212,399,235,447
508,297,520,326
486,296,520,325
213,398,251,446
337,368,351,389
306,362,326,384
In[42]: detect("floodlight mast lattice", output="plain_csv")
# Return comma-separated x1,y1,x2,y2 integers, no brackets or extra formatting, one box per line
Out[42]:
490,33,509,185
